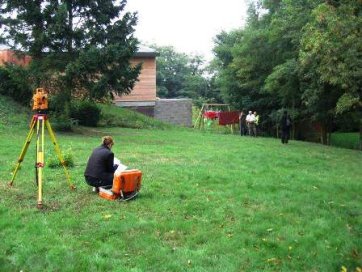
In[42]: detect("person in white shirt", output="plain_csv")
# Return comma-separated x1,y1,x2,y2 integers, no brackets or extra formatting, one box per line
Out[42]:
246,111,257,136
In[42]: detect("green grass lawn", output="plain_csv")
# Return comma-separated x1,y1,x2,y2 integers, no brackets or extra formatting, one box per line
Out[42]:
0,97,361,271
331,132,360,150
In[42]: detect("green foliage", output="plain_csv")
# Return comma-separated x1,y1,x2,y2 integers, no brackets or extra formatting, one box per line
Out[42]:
71,100,101,127
151,45,218,103
0,65,32,105
47,149,75,168
299,0,362,117
0,0,141,105
264,58,300,107
212,0,361,141
0,95,30,128
50,113,73,132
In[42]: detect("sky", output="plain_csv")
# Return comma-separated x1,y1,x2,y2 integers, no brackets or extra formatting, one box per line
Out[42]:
125,0,248,62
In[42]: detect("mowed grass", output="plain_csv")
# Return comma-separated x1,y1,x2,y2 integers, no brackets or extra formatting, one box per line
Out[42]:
331,132,360,150
0,102,361,271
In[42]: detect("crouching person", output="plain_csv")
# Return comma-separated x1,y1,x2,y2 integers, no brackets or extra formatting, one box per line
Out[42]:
84,136,118,191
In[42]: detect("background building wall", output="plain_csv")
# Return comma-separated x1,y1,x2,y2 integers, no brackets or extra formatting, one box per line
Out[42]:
0,50,31,66
154,98,192,127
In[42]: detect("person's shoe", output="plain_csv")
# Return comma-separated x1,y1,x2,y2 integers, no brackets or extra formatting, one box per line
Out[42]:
92,187,99,193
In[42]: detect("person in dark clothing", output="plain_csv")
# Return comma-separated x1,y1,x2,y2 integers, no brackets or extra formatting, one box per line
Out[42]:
239,110,246,136
280,111,292,144
84,136,118,188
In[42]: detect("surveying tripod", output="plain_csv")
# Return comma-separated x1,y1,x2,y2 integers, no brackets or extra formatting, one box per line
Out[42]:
9,88,75,208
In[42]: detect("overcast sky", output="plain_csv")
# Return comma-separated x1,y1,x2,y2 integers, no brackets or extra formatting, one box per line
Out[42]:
125,0,248,62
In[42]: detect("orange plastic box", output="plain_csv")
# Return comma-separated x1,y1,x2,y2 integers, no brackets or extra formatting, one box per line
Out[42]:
98,187,118,200
99,169,142,201
112,169,142,195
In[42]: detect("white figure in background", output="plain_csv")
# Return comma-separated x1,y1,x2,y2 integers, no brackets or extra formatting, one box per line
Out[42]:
246,111,257,136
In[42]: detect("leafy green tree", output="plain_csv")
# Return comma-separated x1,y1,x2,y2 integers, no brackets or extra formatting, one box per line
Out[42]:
152,45,212,102
212,30,246,110
299,0,362,145
0,0,141,110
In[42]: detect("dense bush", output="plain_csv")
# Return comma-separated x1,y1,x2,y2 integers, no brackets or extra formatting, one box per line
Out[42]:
51,113,73,132
71,100,101,127
0,65,32,105
47,149,75,168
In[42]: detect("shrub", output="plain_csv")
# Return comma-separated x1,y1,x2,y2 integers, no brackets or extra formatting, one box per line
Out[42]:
51,113,73,132
71,100,100,127
0,65,32,105
47,149,75,168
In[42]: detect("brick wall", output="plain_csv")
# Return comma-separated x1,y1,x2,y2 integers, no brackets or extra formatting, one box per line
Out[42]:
154,99,192,127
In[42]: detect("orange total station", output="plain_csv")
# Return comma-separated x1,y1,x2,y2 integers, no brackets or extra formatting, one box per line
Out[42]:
32,88,48,112
99,169,142,201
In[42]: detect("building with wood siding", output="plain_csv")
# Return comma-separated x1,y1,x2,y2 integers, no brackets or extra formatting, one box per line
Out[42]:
0,46,158,116
0,49,31,66
113,45,158,116
0,47,194,127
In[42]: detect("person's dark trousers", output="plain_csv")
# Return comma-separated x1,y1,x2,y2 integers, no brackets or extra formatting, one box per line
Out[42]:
281,129,290,144
85,173,114,188
240,123,246,136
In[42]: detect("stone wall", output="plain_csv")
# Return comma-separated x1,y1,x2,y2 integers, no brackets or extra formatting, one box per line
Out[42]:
154,98,192,127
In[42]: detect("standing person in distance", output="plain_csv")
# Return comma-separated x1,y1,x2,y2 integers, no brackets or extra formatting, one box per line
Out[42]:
246,111,256,137
254,111,260,136
84,136,119,190
239,110,246,136
280,111,292,144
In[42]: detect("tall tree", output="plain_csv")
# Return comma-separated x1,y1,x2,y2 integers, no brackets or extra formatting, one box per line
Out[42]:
0,0,141,110
299,0,362,144
152,45,212,102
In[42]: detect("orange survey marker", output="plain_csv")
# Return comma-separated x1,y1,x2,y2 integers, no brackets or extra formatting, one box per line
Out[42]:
99,169,142,201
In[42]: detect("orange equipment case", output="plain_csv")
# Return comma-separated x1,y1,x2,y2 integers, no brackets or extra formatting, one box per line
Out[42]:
99,169,142,201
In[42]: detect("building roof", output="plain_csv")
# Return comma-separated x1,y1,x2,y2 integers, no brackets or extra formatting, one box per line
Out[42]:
135,45,158,57
0,44,8,50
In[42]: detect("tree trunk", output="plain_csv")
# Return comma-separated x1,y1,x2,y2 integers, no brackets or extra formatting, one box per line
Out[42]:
320,123,328,145
66,0,73,54
359,118,362,151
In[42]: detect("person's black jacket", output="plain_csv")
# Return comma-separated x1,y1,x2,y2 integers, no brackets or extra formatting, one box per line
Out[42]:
280,114,292,130
84,145,115,179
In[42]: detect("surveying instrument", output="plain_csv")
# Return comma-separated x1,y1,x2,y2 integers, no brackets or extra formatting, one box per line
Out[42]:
9,88,75,208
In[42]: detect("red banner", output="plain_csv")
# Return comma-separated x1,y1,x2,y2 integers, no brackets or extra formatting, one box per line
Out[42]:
218,111,240,125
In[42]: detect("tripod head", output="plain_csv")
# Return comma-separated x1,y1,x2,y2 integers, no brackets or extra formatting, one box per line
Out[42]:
32,88,48,112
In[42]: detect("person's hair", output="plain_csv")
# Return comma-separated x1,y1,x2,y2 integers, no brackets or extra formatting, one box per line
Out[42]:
102,136,114,146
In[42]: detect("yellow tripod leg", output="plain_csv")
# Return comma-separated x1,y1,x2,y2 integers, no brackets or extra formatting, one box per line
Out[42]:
45,119,75,190
36,116,45,208
9,117,37,186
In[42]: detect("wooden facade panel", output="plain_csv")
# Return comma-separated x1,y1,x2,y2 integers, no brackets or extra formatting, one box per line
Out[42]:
131,58,156,69
115,56,157,103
